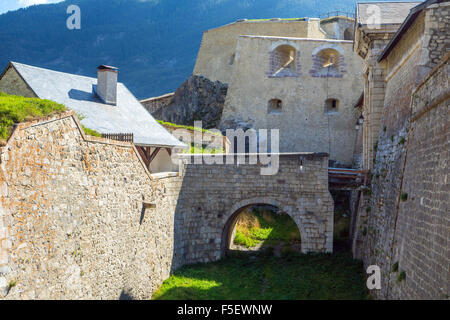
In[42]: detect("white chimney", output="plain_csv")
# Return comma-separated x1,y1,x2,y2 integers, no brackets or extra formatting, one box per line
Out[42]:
96,65,118,105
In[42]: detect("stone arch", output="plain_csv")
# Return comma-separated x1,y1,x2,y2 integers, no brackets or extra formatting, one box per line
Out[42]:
220,197,307,257
312,43,345,56
269,44,300,78
310,45,346,78
344,28,354,41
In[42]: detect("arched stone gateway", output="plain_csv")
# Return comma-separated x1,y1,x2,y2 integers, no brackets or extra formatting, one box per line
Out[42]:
221,198,307,257
176,153,334,265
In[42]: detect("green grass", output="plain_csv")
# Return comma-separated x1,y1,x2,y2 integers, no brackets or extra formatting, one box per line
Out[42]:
0,93,102,140
157,120,223,136
0,92,65,140
152,252,369,300
183,143,225,154
81,125,101,137
233,208,301,248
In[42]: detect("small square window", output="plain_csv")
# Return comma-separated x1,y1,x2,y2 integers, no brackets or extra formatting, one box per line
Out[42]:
325,99,339,114
268,99,282,114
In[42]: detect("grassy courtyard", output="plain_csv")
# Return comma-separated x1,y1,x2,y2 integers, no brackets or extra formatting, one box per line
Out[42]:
153,204,367,300
152,251,368,300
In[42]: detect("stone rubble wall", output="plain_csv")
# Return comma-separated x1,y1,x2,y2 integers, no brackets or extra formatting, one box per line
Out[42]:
140,93,174,119
424,2,450,69
156,75,228,130
0,112,184,300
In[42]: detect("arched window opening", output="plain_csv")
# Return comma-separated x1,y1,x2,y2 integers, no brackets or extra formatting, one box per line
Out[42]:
312,48,342,77
344,28,354,41
271,45,298,77
325,98,339,114
268,99,282,114
227,205,301,255
319,49,340,70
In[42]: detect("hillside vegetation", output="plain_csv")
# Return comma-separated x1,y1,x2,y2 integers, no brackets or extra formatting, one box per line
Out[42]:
0,0,366,99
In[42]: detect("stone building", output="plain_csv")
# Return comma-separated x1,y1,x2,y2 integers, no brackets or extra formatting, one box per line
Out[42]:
190,16,364,166
352,0,449,299
0,62,186,173
354,1,422,170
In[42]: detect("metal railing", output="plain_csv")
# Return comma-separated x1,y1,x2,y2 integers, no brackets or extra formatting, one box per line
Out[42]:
319,11,355,19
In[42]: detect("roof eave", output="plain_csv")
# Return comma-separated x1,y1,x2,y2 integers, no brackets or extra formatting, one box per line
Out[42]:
135,142,187,149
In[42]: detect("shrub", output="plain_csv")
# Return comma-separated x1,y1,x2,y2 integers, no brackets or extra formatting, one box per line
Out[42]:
392,261,399,273
8,279,17,288
397,271,406,283
400,193,408,202
157,120,223,136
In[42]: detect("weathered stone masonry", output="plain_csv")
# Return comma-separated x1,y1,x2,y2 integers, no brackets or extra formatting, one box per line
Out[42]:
353,54,449,300
0,112,184,299
0,112,333,299
391,55,449,300
351,2,449,300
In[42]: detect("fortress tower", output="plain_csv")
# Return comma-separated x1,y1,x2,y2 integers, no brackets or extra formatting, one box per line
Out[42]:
193,16,364,166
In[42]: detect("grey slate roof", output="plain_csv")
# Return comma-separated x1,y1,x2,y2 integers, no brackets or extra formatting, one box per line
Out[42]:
357,1,422,25
9,62,186,148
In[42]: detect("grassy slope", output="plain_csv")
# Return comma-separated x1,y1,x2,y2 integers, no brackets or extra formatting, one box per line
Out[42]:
157,120,225,154
183,143,225,154
0,92,101,141
0,92,65,140
234,208,301,248
153,252,369,300
158,120,223,136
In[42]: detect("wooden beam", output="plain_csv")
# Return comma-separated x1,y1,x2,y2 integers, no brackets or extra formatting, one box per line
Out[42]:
149,147,161,163
136,146,150,168
145,147,151,160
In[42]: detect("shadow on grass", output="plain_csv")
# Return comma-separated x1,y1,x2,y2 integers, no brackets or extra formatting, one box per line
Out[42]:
152,251,369,300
